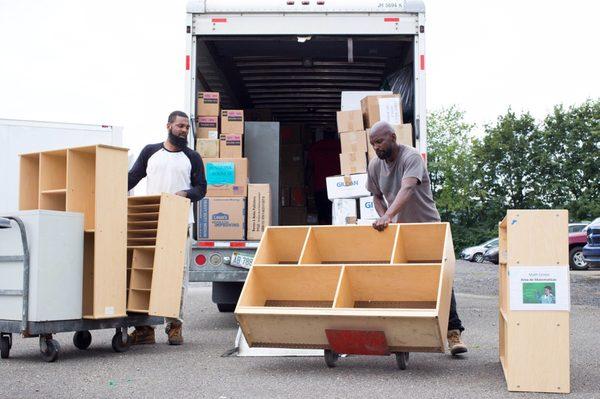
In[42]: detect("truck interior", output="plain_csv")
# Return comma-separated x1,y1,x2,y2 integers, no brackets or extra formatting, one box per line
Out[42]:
194,34,416,229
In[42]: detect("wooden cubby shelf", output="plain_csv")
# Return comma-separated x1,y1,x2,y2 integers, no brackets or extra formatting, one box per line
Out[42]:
125,194,190,318
20,144,129,319
498,210,570,394
236,223,456,353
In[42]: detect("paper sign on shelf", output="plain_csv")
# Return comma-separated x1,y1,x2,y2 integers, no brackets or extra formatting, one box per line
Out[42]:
377,97,402,125
509,266,570,311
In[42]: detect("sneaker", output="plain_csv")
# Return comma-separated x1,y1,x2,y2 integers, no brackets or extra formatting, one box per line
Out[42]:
166,322,183,345
447,329,468,356
129,326,155,345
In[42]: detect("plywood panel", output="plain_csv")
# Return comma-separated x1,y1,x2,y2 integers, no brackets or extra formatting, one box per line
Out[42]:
19,153,40,210
332,266,354,308
66,149,96,230
505,210,569,266
128,220,159,230
130,269,153,290
39,192,66,211
435,226,455,348
82,231,94,317
128,289,150,312
148,193,190,318
89,145,128,319
128,204,160,212
505,312,570,393
253,226,310,265
236,267,267,308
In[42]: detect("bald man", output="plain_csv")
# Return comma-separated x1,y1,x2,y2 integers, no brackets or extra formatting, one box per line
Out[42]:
367,121,467,356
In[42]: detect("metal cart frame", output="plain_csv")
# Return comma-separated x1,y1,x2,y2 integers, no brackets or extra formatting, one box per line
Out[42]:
0,216,164,362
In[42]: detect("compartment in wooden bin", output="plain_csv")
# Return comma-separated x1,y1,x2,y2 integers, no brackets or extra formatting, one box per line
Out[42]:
128,220,159,230
128,289,150,312
40,191,66,211
128,237,157,246
19,153,40,210
128,204,160,213
128,229,158,238
128,212,159,222
334,265,441,309
238,266,341,308
131,248,155,270
300,225,398,264
393,223,448,263
252,226,310,265
66,148,96,230
130,268,153,290
39,150,67,191
128,195,161,205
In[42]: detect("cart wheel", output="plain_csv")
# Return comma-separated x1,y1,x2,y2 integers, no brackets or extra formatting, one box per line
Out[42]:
40,338,60,363
73,331,92,350
0,336,10,359
112,331,131,353
395,352,409,370
324,349,340,368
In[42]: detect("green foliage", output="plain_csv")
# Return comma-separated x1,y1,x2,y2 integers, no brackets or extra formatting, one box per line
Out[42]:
427,99,600,252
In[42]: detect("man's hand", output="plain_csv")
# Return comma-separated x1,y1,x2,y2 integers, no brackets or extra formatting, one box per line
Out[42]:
372,214,391,231
175,190,188,198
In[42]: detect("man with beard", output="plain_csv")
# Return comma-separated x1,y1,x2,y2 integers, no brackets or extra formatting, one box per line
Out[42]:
366,120,467,356
127,110,207,345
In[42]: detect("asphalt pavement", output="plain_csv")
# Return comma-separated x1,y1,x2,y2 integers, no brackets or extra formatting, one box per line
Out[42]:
1,260,599,398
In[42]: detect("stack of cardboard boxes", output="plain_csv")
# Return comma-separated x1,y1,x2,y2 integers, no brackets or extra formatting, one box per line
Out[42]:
195,92,271,241
327,92,414,225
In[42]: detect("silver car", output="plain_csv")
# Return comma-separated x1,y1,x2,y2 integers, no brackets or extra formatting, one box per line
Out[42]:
461,238,499,263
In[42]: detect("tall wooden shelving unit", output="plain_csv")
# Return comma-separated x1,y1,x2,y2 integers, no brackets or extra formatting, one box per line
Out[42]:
498,210,570,393
235,223,456,353
126,194,190,318
19,145,128,319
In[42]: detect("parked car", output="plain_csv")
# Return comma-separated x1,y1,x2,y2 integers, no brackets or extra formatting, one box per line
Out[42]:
568,217,600,270
569,222,590,233
483,246,499,264
461,238,499,263
583,222,600,268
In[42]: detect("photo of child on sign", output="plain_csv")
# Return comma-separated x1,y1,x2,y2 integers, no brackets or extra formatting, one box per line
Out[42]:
522,282,556,304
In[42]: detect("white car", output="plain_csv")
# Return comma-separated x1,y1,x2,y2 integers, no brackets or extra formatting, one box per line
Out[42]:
460,238,499,263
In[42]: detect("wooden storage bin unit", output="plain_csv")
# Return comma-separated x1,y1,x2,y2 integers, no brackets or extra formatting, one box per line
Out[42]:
19,145,128,319
498,210,570,393
126,194,190,318
236,223,455,353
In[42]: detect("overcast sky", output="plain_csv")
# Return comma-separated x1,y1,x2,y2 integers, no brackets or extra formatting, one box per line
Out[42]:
0,0,598,155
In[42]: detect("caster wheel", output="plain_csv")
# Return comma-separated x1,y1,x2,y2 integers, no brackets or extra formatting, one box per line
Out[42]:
395,352,410,370
73,331,92,350
324,349,340,368
112,331,131,353
40,338,60,362
0,336,10,359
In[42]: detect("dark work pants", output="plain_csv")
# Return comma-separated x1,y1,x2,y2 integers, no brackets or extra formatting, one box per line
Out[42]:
448,288,464,332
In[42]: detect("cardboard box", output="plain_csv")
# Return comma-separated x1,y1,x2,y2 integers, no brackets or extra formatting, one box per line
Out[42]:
204,158,248,197
326,173,371,200
336,110,364,133
197,197,246,240
359,196,380,220
247,184,271,241
361,94,403,128
340,130,367,153
219,134,242,158
197,92,220,116
196,116,219,139
279,207,307,226
340,152,367,175
341,91,393,111
196,138,219,158
221,110,244,135
332,198,358,225
367,124,413,161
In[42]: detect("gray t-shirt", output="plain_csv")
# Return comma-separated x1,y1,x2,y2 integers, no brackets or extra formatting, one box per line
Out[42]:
366,145,440,223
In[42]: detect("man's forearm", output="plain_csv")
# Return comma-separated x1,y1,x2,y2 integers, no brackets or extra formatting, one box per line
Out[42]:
373,195,388,217
383,185,415,219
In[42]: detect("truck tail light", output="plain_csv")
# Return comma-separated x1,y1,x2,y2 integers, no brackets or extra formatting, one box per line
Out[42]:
195,254,207,266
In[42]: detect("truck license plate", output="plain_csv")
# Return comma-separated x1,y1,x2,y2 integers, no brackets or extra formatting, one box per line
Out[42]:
230,252,254,269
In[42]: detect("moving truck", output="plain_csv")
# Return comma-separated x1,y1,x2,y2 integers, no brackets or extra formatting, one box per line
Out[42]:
185,0,428,311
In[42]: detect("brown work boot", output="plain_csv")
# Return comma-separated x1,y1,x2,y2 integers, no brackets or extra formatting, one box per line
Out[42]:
447,329,468,356
166,322,183,345
129,326,155,345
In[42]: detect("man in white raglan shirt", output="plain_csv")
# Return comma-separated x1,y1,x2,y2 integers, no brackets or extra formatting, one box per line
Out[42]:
127,110,207,345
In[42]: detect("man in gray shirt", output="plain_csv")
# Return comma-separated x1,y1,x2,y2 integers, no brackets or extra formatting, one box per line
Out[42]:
367,121,467,356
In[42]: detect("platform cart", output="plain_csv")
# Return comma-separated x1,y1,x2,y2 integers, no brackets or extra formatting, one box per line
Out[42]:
0,216,163,362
